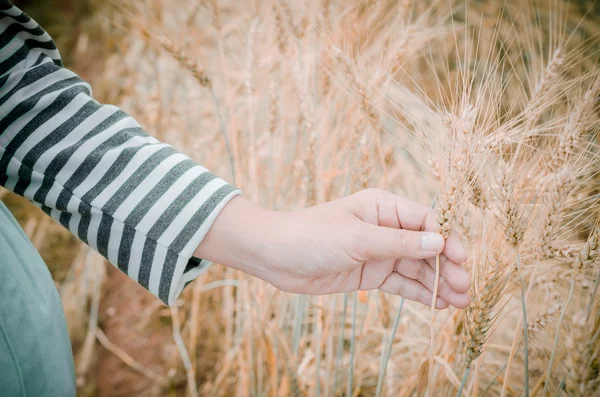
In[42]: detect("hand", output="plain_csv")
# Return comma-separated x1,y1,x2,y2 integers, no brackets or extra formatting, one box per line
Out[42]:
194,188,471,309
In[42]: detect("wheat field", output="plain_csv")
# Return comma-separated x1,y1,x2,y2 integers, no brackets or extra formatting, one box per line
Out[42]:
3,0,600,396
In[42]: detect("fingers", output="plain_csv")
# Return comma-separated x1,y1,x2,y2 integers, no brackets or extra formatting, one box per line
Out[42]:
424,253,470,293
423,215,468,264
372,193,401,229
442,229,468,264
352,189,468,263
358,259,396,290
359,223,445,260
379,272,449,309
354,189,435,231
396,258,471,308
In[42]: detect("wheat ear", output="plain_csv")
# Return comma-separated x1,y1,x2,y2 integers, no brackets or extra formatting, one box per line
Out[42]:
155,34,236,183
550,73,600,171
333,48,389,187
512,48,564,160
457,253,511,397
495,158,531,396
539,170,571,258
433,105,476,395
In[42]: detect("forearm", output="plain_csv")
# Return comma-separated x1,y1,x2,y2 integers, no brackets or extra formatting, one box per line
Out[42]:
193,196,285,282
0,2,241,305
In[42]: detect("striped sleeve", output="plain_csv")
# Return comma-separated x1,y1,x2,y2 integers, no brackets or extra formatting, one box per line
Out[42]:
0,2,241,305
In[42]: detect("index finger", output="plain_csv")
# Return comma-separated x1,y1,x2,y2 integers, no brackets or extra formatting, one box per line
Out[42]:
422,212,467,264
372,190,438,231
444,229,468,264
364,190,468,263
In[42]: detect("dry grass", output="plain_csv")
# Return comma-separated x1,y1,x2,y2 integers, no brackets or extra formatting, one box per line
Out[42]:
3,0,600,396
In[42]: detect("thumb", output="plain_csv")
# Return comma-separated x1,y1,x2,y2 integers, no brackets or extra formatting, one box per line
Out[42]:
359,223,445,260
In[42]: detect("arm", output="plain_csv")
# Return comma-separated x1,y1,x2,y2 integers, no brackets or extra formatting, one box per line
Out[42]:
195,189,471,309
0,2,240,305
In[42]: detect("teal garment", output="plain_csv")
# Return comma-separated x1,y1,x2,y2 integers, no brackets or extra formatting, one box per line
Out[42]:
0,201,76,397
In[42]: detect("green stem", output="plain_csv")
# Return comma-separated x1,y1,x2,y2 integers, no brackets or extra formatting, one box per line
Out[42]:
326,294,337,396
554,377,566,397
333,293,349,394
347,292,358,397
587,267,600,320
314,303,322,397
209,88,236,184
455,367,471,397
375,298,405,397
543,274,576,396
428,254,441,396
516,251,529,397
481,363,506,396
292,295,305,356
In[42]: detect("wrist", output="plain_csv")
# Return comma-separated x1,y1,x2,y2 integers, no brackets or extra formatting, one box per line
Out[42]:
193,196,282,280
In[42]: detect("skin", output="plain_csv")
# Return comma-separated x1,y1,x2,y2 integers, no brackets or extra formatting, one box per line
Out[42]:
194,188,471,309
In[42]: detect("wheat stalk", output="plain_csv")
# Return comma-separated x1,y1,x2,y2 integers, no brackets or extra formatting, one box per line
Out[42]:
562,313,597,395
458,251,512,397
551,73,600,171
544,220,600,395
493,157,533,395
155,35,212,88
245,18,260,198
525,304,560,343
376,298,405,397
528,49,564,113
433,104,476,395
347,291,358,397
333,48,389,188
273,3,288,54
293,62,318,206
153,34,236,183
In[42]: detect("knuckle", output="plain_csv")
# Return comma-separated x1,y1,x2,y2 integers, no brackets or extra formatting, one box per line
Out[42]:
394,229,404,247
373,196,382,214
395,281,405,297
395,230,410,253
393,258,402,273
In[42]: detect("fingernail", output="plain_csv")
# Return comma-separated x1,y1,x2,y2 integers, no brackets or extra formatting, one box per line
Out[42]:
421,233,444,251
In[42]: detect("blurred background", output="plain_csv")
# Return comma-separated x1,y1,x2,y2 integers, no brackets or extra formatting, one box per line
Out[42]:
4,0,600,396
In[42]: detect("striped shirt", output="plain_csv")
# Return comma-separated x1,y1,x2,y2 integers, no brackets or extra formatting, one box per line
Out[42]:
0,1,241,305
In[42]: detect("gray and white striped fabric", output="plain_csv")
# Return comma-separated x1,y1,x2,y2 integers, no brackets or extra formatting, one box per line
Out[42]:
0,1,241,305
